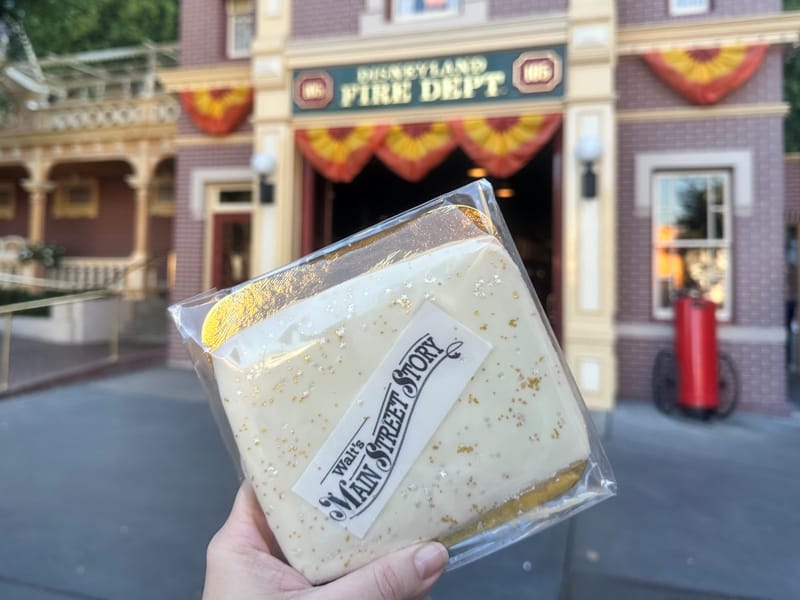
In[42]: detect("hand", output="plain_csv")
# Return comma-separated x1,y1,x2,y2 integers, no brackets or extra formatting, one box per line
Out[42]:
203,482,449,599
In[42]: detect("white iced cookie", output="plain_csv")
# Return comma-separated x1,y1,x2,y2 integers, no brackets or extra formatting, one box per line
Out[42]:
206,235,590,584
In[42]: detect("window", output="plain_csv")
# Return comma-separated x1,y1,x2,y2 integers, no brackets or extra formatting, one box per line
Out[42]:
0,183,15,220
219,189,252,204
149,176,175,217
227,0,255,58
668,0,711,16
392,0,459,20
652,171,731,319
53,178,99,219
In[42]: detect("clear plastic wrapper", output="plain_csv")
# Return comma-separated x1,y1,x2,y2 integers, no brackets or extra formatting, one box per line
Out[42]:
170,179,615,584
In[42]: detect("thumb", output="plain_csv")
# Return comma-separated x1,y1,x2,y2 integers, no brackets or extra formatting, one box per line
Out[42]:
317,542,448,600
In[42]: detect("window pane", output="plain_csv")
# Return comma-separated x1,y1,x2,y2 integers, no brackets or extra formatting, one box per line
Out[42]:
709,176,724,207
652,171,731,317
682,246,728,306
220,190,252,204
395,0,457,16
711,211,724,240
671,177,708,240
233,15,253,53
69,186,92,205
654,246,728,310
657,278,673,311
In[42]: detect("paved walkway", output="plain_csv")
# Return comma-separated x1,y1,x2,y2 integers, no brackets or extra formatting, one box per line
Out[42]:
0,336,164,398
0,367,798,599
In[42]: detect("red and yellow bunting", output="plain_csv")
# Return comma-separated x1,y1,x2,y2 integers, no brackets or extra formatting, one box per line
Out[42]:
449,114,562,178
179,87,253,135
297,114,561,182
642,44,767,105
295,125,389,183
375,122,457,182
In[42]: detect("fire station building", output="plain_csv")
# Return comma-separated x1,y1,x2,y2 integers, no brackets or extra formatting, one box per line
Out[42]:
161,0,800,414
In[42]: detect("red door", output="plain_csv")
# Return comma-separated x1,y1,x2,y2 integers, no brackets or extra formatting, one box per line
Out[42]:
212,213,251,289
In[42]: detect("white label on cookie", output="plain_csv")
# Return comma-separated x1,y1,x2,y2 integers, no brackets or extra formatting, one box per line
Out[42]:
292,301,492,538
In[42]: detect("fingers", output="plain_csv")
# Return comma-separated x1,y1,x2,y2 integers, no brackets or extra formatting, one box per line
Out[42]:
316,542,448,600
219,481,284,559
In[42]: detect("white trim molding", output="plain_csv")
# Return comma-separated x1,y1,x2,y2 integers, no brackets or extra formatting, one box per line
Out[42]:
616,321,786,344
634,150,753,218
190,167,254,220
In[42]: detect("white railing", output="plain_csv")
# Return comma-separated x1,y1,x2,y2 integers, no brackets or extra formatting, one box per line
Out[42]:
45,257,133,290
0,257,145,293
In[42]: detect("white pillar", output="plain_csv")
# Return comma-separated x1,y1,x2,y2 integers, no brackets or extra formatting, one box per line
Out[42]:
563,0,618,411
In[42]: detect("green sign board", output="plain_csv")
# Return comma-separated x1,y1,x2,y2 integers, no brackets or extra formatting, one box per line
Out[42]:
292,45,565,114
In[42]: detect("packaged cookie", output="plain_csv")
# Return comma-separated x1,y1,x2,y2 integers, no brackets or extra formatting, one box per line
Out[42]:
170,179,615,584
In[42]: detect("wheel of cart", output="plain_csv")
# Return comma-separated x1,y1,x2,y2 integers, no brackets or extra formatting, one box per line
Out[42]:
651,349,740,418
716,352,739,417
652,349,678,414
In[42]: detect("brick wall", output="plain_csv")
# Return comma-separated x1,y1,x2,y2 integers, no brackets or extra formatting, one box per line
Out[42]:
168,143,252,364
617,117,785,327
618,338,788,415
617,116,786,410
290,0,568,40
616,48,784,110
291,0,363,39
180,0,249,67
617,0,781,26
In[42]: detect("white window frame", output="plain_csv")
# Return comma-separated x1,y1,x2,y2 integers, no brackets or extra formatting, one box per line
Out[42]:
202,180,256,291
227,0,255,59
668,0,711,17
52,177,99,219
360,0,486,36
651,170,732,321
391,0,459,22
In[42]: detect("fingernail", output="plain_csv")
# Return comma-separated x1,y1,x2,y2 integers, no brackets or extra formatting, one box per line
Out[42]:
414,543,448,579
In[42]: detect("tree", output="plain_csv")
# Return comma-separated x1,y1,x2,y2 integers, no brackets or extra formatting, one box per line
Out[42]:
9,0,178,57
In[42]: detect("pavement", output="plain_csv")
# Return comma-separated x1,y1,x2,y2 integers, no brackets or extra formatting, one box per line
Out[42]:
0,366,799,600
0,335,164,399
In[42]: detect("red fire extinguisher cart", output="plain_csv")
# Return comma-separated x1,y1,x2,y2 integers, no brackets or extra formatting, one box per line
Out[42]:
673,296,719,417
652,296,740,419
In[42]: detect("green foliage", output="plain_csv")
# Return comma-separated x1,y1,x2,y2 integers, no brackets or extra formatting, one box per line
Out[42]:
0,288,67,317
17,242,65,269
15,0,178,56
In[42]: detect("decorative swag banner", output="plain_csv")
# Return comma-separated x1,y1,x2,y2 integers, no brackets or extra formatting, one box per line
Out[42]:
296,114,561,183
180,87,254,135
449,114,562,178
376,122,457,182
295,125,390,183
642,44,767,105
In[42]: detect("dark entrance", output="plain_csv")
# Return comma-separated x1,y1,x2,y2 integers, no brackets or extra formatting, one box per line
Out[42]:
211,213,251,290
304,134,562,338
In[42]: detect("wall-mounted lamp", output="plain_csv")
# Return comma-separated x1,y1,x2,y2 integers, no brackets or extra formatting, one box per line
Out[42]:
575,134,603,199
250,152,276,204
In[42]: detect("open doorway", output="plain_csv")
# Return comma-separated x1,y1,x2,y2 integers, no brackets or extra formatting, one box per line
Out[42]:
305,132,562,337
